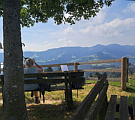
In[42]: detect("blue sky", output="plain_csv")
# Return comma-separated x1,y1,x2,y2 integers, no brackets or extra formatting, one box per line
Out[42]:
0,0,135,52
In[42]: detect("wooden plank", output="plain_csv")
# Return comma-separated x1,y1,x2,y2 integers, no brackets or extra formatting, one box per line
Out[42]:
70,74,106,120
24,72,67,78
86,77,98,80
132,97,135,120
86,77,121,82
70,77,85,83
78,59,121,65
68,71,84,77
119,96,129,120
33,59,121,68
68,75,73,109
104,95,117,120
35,63,74,68
86,81,108,120
74,62,78,72
99,95,108,120
24,77,85,84
24,78,66,84
121,57,128,91
64,74,73,109
24,72,84,78
83,68,121,72
50,86,83,91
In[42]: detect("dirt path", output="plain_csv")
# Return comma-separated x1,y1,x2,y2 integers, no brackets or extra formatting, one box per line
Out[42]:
0,99,62,105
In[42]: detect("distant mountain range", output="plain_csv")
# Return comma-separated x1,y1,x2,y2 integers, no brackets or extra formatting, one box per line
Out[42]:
0,44,135,66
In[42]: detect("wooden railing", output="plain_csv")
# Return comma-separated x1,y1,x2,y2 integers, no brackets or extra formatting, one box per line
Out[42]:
0,57,129,90
38,57,128,90
70,73,135,120
38,59,122,73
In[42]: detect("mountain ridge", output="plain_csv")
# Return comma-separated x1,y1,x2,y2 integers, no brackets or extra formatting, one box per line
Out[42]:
0,44,135,65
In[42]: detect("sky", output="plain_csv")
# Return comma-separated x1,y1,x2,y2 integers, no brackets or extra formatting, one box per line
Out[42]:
0,0,135,52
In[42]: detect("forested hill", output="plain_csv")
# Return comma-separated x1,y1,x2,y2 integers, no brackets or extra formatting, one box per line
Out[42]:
0,44,135,65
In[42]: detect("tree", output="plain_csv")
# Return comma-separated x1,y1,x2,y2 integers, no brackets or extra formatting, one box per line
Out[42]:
3,0,27,119
0,0,114,119
57,66,62,71
108,72,121,78
44,67,53,72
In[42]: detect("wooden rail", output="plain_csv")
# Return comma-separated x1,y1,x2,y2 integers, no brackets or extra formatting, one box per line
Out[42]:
35,59,121,68
70,73,108,120
86,77,121,82
70,73,135,120
0,57,129,90
37,57,128,90
83,68,121,72
78,59,121,65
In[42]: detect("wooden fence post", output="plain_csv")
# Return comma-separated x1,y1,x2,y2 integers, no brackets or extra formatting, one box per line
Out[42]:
127,58,129,82
74,62,78,72
121,57,128,91
64,72,73,109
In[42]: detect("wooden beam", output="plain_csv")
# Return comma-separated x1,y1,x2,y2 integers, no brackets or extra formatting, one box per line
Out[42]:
87,81,108,120
119,96,129,120
78,59,121,65
70,73,107,120
104,95,117,120
83,68,121,72
86,77,121,82
121,57,128,91
34,63,74,68
74,62,79,72
32,59,121,68
132,97,135,120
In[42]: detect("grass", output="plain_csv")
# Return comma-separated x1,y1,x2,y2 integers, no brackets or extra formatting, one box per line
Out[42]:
0,76,135,120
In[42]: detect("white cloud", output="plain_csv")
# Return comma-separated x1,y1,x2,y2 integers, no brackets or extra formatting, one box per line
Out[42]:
124,3,135,13
58,38,73,47
63,27,74,35
23,41,53,51
80,18,135,38
58,38,67,42
1,1,134,52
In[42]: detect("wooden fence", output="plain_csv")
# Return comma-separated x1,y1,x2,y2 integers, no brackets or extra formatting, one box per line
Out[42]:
0,57,129,90
39,57,128,90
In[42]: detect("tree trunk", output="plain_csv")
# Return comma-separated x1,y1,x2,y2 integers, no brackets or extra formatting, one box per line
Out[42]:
3,0,27,119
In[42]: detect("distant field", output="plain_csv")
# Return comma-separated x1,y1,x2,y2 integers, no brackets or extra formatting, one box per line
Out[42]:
0,76,135,120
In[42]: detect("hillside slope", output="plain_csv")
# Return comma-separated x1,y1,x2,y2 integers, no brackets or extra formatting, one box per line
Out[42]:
23,44,135,65
0,44,135,65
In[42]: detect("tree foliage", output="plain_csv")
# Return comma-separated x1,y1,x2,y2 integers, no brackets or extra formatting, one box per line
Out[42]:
1,0,114,119
0,0,114,27
44,67,53,72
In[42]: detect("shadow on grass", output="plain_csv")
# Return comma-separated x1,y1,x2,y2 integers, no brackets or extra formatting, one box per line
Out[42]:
126,86,135,93
108,81,121,87
0,101,81,120
27,100,81,120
